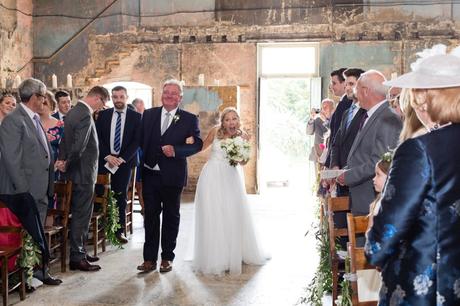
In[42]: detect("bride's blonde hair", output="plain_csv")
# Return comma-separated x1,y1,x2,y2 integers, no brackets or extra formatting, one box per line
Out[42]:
216,107,242,139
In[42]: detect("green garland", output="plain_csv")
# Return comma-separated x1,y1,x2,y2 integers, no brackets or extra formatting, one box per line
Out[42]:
19,232,41,283
301,198,333,305
336,256,353,306
104,189,123,249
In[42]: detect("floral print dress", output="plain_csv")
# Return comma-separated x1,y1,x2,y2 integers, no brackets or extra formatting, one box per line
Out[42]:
366,123,460,306
46,120,64,178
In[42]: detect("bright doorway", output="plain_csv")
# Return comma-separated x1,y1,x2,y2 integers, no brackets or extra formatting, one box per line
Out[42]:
257,43,321,194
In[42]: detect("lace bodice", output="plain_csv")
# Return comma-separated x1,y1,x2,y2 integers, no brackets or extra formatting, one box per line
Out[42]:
208,139,227,162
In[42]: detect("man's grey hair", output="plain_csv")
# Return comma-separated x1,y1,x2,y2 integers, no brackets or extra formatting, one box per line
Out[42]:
18,78,46,103
321,98,335,106
360,70,388,98
163,79,184,97
132,98,144,106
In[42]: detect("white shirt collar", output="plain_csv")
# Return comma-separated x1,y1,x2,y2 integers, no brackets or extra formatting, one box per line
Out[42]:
79,100,93,114
58,111,66,118
162,106,178,118
21,103,39,120
366,99,387,119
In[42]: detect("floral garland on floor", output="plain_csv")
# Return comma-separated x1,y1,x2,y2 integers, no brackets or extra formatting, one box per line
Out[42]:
336,255,353,306
19,232,41,283
104,189,123,249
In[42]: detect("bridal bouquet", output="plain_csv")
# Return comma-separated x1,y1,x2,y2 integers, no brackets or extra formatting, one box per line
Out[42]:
220,136,250,166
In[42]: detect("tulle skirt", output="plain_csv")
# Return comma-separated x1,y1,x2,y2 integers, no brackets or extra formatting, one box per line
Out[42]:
191,159,267,275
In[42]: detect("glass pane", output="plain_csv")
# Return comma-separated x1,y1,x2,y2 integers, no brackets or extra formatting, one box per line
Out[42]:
260,47,316,75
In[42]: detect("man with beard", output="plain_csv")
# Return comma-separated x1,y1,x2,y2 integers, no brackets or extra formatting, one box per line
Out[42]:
96,86,142,243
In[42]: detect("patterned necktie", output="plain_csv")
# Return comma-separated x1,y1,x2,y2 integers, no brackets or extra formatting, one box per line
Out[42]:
32,114,50,160
161,112,171,135
358,112,369,131
346,103,357,129
114,111,122,153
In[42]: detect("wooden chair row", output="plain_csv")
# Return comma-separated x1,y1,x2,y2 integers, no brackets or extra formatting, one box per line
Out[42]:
325,196,378,306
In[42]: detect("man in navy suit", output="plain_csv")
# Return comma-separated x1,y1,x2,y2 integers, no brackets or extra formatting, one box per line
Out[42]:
52,90,71,121
95,86,142,243
137,79,203,273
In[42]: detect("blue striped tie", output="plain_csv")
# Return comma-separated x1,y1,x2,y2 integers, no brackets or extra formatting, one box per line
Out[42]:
114,111,122,153
346,103,357,129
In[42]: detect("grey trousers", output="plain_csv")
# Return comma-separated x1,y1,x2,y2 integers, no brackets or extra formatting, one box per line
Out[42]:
69,183,94,262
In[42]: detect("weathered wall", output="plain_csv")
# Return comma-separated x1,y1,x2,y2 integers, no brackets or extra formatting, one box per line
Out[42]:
24,0,460,192
0,0,34,83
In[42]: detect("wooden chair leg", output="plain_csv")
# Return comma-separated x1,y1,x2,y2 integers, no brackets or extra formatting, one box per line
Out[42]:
93,219,98,257
101,222,106,253
19,269,25,301
61,232,67,273
332,259,338,303
2,257,8,306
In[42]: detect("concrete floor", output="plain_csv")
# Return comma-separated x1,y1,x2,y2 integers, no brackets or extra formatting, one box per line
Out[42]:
12,174,318,306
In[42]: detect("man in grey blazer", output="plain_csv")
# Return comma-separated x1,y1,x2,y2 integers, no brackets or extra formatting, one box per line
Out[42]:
57,86,109,271
337,70,402,215
0,78,62,285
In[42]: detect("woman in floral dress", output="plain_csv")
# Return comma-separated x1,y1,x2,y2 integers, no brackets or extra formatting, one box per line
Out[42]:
366,44,460,305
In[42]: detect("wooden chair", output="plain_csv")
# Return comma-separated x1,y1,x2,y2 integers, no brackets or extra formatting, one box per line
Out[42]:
88,174,110,256
124,167,136,236
44,181,72,272
0,202,26,306
327,196,350,303
346,213,378,306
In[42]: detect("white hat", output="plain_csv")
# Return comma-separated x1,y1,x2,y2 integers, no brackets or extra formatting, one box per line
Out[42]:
384,44,460,89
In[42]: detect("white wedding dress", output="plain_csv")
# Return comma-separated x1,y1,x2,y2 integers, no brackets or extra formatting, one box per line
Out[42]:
191,138,267,275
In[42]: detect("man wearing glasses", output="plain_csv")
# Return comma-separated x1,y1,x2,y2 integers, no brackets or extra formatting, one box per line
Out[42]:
56,86,109,271
387,86,403,118
0,78,63,285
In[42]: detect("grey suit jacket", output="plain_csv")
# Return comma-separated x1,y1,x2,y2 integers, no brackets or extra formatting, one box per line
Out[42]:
0,104,54,200
306,117,328,162
345,101,402,215
59,101,99,185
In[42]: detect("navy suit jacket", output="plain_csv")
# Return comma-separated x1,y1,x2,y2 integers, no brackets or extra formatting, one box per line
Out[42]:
366,123,460,305
51,112,60,120
325,95,352,167
95,107,142,172
141,107,203,187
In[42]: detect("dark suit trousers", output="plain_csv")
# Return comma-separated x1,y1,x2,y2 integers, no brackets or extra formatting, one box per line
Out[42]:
69,183,94,262
111,164,132,234
143,169,182,262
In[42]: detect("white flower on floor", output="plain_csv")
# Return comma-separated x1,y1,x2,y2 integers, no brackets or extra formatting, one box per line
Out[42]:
437,291,445,306
454,279,460,298
414,273,433,295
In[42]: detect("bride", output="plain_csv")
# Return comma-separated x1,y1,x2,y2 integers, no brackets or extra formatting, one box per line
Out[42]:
191,107,268,275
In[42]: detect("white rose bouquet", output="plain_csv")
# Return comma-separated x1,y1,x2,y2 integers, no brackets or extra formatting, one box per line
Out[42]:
220,136,250,166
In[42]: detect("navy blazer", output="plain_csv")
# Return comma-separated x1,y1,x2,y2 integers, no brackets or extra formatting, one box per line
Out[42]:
366,123,460,305
51,112,60,120
141,107,203,187
325,95,352,167
95,107,142,171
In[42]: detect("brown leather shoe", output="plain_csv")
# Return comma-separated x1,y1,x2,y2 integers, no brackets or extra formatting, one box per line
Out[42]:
137,261,156,273
159,260,173,273
86,254,100,262
116,233,129,244
69,259,101,271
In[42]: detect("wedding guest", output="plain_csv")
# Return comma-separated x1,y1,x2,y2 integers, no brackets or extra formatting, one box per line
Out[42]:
191,107,268,275
336,70,402,216
137,79,202,273
367,154,391,229
325,68,352,168
132,98,145,114
0,78,61,285
57,86,109,272
0,94,17,123
306,98,334,167
387,87,403,118
398,88,425,142
366,44,460,305
39,91,64,173
96,86,141,244
53,90,71,121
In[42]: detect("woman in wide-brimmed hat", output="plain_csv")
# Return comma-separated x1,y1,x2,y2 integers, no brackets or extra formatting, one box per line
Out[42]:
366,44,460,305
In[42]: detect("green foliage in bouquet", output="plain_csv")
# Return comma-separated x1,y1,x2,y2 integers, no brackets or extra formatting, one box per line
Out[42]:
104,189,123,249
19,232,41,283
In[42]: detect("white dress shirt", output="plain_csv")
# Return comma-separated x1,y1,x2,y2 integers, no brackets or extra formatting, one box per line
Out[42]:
161,106,178,132
362,99,386,128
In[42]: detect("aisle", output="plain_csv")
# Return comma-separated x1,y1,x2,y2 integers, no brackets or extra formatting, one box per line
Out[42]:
15,176,317,306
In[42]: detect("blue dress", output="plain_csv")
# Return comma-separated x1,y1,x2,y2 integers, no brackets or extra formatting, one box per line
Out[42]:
366,123,460,306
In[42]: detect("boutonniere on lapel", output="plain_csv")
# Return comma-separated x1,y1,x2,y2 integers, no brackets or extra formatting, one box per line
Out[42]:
173,114,180,124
